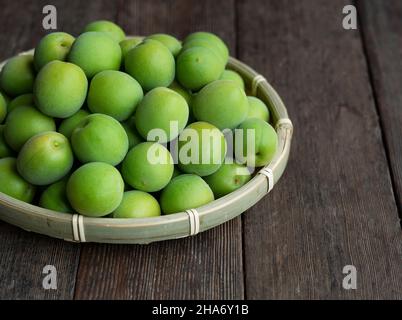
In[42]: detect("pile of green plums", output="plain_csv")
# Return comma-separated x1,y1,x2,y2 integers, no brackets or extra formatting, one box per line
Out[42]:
0,20,278,219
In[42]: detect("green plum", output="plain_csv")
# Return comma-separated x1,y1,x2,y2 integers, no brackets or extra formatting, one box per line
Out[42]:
4,105,56,151
39,179,72,213
7,93,34,113
58,109,90,139
125,39,175,91
181,38,225,64
160,174,214,214
122,142,174,192
0,125,13,158
71,113,128,165
83,20,126,43
121,119,143,149
0,157,35,203
34,32,75,71
17,131,74,185
204,161,251,198
176,47,224,91
135,87,188,143
146,33,182,57
34,61,88,118
68,32,122,78
184,31,229,64
178,121,226,176
0,92,6,123
120,36,143,58
220,70,245,90
235,118,278,167
88,70,143,121
0,55,35,97
192,80,248,130
67,162,124,217
113,190,161,218
247,96,270,122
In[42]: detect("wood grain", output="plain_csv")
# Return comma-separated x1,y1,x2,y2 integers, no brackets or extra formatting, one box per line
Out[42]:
358,0,402,217
0,0,118,300
74,0,244,300
238,0,402,299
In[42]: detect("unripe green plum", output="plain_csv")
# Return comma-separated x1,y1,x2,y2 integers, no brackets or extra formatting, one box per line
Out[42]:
8,93,34,113
34,32,75,71
192,80,248,130
146,33,182,57
184,31,229,64
88,70,143,121
113,190,161,218
0,55,35,97
67,162,124,217
125,39,175,91
0,92,6,123
58,109,90,139
135,87,188,143
160,174,214,214
204,161,251,198
39,179,72,213
181,39,225,64
34,61,88,118
178,121,226,176
4,105,56,151
121,119,143,149
71,113,128,165
0,125,13,158
68,32,122,78
84,20,126,43
122,142,174,192
220,70,245,90
0,157,35,203
235,118,278,167
247,96,270,122
120,37,143,58
176,47,224,91
17,131,74,185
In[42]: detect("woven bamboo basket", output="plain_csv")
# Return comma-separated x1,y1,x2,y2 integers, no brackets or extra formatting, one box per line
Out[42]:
0,48,293,244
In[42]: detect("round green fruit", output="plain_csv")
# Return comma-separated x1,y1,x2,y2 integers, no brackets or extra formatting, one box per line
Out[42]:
17,131,74,185
34,61,88,118
0,157,35,203
34,32,75,71
0,125,13,158
192,80,248,130
146,33,182,57
71,113,128,165
184,31,229,64
160,174,214,214
135,87,188,143
125,39,175,91
67,162,124,217
204,161,251,198
181,38,225,64
39,179,72,213
235,118,278,167
88,70,143,121
68,32,122,78
4,105,56,151
220,70,245,90
83,20,126,43
113,190,161,218
58,109,90,139
0,55,35,97
178,121,226,176
247,96,270,122
8,93,34,114
122,142,174,192
120,37,143,58
176,47,224,91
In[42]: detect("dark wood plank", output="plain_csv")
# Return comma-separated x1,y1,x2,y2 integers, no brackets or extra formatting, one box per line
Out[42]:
358,0,402,217
0,0,118,299
238,0,402,299
74,0,244,300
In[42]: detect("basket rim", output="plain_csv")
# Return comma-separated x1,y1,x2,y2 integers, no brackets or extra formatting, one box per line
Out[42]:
0,47,293,244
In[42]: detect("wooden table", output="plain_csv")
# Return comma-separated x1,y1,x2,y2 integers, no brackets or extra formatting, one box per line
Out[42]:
0,0,401,300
